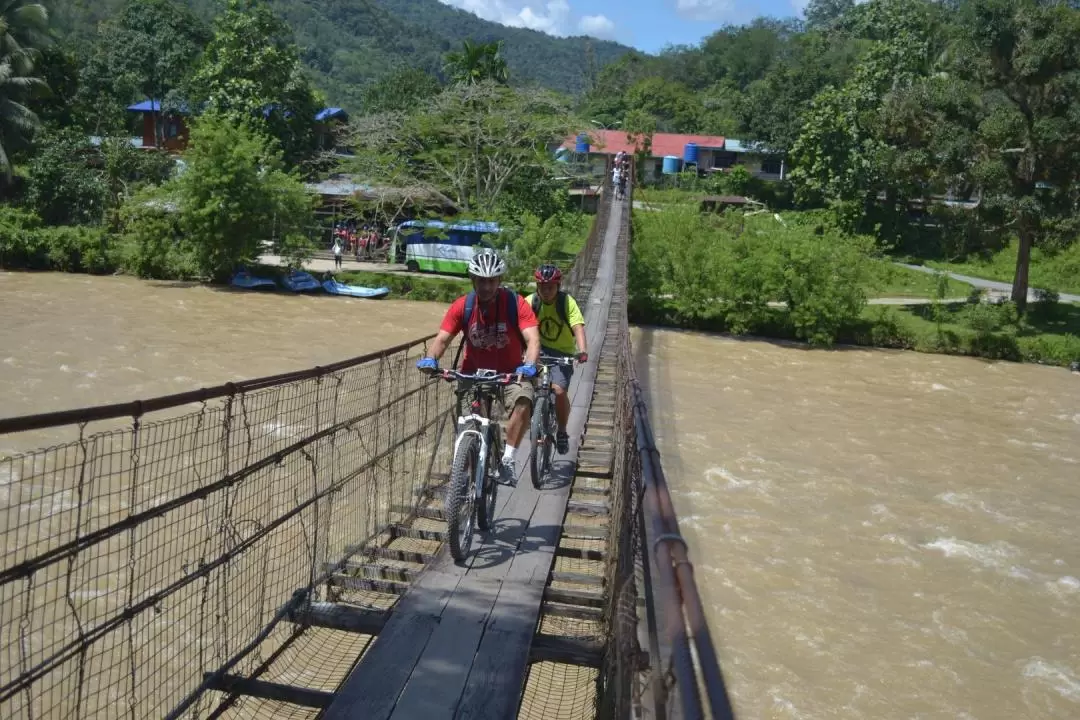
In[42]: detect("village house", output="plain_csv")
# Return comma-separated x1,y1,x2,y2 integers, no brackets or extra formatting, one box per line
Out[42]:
558,129,785,182
121,100,350,153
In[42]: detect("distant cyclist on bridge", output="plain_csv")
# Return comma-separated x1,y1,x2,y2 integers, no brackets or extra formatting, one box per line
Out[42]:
526,264,588,454
416,248,540,487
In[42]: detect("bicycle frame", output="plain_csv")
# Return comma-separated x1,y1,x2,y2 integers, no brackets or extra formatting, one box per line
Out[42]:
452,401,494,505
440,368,512,498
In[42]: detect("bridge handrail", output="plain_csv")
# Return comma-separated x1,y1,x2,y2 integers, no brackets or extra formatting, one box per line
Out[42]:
599,164,736,719
0,334,437,436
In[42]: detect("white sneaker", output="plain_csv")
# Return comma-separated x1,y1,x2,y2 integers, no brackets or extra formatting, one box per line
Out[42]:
498,456,517,487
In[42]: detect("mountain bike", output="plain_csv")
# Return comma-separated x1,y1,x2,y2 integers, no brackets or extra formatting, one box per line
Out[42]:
529,355,578,489
435,368,513,562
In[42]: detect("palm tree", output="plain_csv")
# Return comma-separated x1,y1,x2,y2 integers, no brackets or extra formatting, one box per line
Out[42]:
443,40,509,86
0,1,50,181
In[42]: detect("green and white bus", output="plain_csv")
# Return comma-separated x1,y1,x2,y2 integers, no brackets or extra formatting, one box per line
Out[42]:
392,220,502,275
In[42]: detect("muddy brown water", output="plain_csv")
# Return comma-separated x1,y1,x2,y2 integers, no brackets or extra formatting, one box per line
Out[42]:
3,273,1079,718
635,326,1080,719
0,271,447,453
0,271,451,718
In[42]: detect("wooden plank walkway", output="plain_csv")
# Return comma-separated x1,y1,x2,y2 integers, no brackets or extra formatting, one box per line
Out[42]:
322,198,625,720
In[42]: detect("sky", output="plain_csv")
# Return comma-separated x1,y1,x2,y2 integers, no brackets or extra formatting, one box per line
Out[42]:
437,0,811,53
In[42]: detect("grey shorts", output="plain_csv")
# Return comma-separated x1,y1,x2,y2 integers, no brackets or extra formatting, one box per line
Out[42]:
543,351,576,390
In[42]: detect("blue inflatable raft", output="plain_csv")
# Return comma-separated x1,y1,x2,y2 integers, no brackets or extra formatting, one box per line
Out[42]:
280,270,322,293
230,268,277,290
322,278,390,299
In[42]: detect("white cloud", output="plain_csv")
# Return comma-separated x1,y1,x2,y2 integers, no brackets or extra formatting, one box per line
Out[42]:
672,0,738,22
790,0,810,13
578,14,616,39
439,0,573,36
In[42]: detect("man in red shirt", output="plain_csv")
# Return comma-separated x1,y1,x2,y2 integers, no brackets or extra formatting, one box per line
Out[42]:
416,248,541,486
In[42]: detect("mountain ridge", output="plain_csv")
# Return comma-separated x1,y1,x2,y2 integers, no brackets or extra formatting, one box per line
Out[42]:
53,0,636,110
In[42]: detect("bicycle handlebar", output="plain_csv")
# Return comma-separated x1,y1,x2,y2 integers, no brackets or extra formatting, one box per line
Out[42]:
433,368,515,384
537,355,578,367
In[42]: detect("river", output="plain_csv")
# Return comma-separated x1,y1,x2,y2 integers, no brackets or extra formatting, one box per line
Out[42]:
0,271,446,453
4,273,1079,718
635,326,1080,719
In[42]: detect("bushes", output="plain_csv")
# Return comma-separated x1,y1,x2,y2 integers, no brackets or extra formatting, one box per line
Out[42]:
630,204,1080,366
0,207,119,274
632,204,871,345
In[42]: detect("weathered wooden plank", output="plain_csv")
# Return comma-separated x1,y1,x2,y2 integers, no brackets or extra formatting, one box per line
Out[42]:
329,575,410,595
365,546,436,565
529,634,604,668
390,504,446,521
391,524,447,542
567,500,610,516
571,484,610,496
561,524,608,540
453,609,535,718
321,569,462,720
353,563,422,583
286,601,386,634
387,579,501,719
203,673,333,709
454,204,622,719
323,560,422,581
556,545,606,562
551,571,604,587
542,602,604,621
545,586,605,608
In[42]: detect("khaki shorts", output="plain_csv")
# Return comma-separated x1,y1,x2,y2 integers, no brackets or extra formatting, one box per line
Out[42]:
456,379,534,420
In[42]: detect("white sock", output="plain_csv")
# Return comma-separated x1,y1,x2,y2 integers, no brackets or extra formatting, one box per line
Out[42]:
502,444,516,462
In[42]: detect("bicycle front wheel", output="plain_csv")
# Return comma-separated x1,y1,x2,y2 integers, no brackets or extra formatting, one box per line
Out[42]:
445,433,480,563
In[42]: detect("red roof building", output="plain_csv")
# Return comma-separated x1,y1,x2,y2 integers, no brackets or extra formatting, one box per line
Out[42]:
560,129,785,181
560,129,726,157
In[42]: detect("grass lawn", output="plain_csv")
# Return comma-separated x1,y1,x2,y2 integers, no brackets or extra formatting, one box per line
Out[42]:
857,299,1080,365
922,242,1080,295
865,262,974,299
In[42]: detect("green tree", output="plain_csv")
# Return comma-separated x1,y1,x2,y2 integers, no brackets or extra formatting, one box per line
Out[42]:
26,128,107,225
27,44,79,129
360,67,441,114
443,39,510,86
623,77,701,133
789,0,942,220
946,0,1080,313
804,0,856,31
99,0,210,146
0,0,51,179
189,0,321,168
167,112,314,280
344,82,573,214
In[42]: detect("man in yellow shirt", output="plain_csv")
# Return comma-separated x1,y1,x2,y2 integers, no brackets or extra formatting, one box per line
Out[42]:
527,264,588,454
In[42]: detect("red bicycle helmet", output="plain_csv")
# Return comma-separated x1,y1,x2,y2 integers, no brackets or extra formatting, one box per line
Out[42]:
534,264,562,283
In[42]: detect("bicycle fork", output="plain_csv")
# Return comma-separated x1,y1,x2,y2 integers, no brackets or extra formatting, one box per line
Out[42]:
454,415,491,504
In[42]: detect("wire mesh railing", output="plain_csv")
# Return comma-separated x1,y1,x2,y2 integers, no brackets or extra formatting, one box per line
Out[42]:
0,337,457,719
595,172,738,719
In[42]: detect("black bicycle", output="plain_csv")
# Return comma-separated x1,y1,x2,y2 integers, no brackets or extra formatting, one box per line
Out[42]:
434,368,513,562
529,354,578,489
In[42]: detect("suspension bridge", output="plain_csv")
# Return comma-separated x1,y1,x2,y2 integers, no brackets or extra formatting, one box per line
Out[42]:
0,182,732,719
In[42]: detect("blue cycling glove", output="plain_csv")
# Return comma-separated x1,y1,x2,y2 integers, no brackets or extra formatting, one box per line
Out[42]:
416,357,438,371
516,363,537,378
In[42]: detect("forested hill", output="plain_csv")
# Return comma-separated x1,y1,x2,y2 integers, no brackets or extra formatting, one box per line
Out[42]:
372,0,629,95
53,0,633,108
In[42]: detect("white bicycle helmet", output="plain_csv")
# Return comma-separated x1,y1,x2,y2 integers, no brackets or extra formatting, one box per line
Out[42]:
468,248,507,278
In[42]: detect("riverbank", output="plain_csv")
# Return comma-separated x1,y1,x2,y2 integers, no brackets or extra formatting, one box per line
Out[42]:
630,300,1080,367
